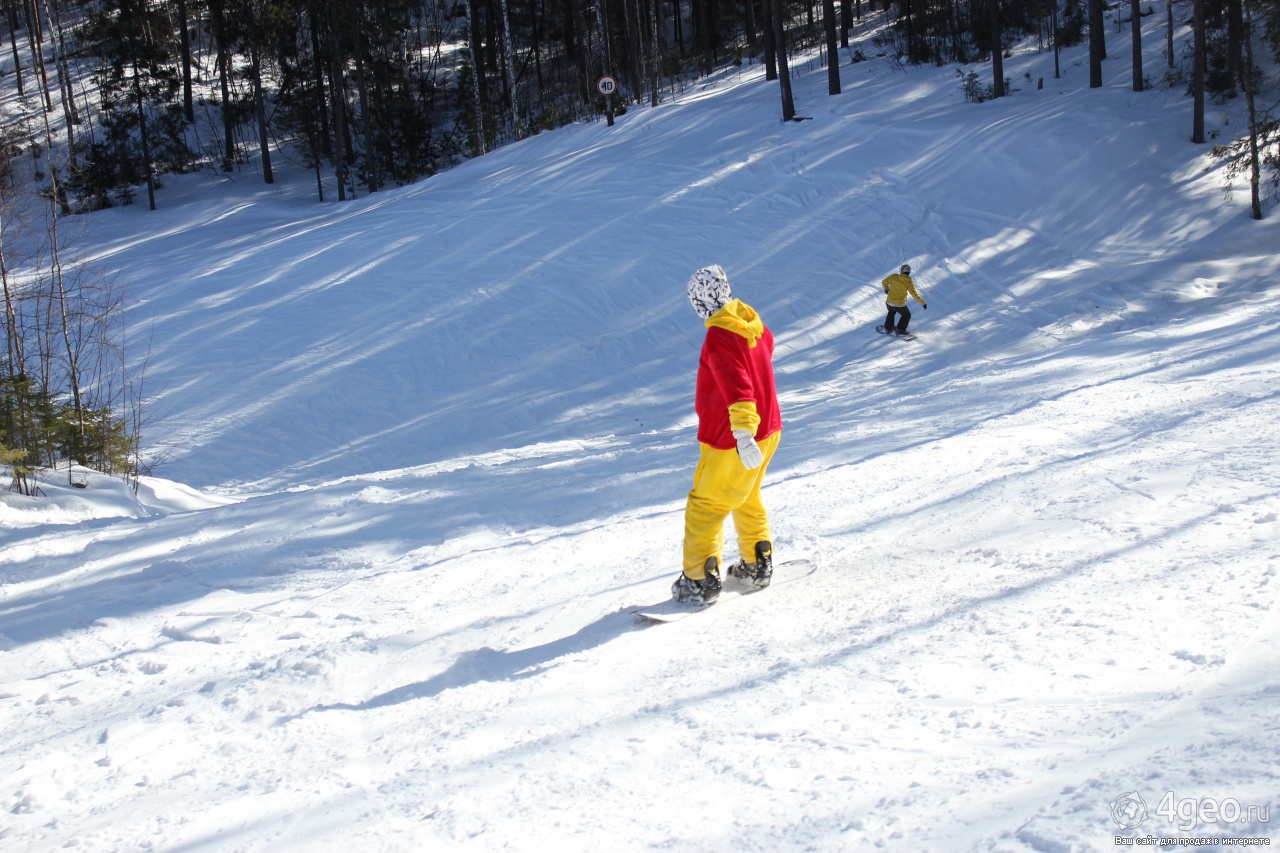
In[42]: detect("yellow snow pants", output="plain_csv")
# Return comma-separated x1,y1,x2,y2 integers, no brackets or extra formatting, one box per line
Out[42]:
682,431,781,579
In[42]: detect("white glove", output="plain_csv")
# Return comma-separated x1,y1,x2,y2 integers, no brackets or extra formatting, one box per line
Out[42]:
733,429,764,470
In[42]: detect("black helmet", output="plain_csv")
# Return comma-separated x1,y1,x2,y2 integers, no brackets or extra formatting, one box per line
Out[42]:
900,264,911,275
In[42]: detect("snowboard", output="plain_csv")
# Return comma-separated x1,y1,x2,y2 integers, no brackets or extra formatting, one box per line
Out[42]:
876,324,916,340
636,559,817,623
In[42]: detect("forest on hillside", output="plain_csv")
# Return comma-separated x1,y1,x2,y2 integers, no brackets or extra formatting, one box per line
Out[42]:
2,0,1277,209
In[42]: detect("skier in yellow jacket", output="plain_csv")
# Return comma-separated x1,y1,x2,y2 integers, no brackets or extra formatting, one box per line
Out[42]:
881,264,926,336
675,265,783,605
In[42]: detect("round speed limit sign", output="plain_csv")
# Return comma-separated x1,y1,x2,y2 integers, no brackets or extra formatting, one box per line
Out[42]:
597,75,617,97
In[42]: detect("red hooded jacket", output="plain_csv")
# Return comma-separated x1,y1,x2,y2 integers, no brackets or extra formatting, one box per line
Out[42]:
695,299,782,450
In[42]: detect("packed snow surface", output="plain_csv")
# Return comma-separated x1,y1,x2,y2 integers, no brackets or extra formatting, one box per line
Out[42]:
3,13,1279,853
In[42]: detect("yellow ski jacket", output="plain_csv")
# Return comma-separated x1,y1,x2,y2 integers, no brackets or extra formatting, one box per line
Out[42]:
882,273,926,308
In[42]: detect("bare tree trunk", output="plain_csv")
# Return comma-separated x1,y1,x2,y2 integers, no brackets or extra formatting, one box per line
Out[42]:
5,0,24,98
328,0,349,200
38,0,77,167
1088,0,1104,88
176,0,194,121
1130,0,1142,91
250,36,274,184
673,0,684,54
1191,0,1205,143
464,0,486,155
824,0,840,95
25,0,53,112
650,0,660,106
991,0,1004,97
595,0,614,126
353,8,375,191
41,1,76,123
691,0,713,73
903,0,916,63
1165,0,1174,68
762,0,777,80
499,0,519,134
772,0,795,120
528,0,544,102
212,0,236,171
1241,2,1261,219
309,4,333,162
1052,0,1060,78
622,0,638,103
1226,0,1243,89
130,46,157,210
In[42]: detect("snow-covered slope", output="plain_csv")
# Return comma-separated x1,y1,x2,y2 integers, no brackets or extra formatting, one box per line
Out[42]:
2,12,1278,852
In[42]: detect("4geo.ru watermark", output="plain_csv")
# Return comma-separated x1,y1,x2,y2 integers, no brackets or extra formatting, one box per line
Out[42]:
1111,791,1272,846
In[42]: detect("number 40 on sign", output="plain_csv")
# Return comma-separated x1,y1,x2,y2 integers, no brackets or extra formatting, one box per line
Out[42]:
597,76,617,97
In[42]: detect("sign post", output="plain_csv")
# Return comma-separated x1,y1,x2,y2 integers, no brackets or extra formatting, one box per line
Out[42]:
598,75,617,127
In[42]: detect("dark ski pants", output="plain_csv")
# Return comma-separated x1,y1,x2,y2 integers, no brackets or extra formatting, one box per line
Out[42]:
885,302,912,334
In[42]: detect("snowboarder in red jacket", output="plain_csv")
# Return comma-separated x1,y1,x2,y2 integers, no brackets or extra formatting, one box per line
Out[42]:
675,265,783,605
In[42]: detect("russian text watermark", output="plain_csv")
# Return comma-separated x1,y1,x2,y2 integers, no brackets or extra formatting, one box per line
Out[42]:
1110,791,1272,846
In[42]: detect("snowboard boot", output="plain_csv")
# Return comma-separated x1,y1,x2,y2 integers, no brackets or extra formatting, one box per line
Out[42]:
672,557,722,605
729,540,773,589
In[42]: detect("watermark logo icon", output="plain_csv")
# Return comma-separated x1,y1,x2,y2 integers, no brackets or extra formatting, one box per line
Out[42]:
1110,790,1272,833
1110,792,1149,829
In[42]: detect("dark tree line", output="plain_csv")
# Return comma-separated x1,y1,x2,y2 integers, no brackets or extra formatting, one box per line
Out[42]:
1,0,1278,210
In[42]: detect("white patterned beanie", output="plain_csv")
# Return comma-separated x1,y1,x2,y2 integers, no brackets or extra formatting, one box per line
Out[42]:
687,265,732,320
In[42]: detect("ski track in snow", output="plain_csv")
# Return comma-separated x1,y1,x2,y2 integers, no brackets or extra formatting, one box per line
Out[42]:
3,10,1280,853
